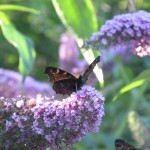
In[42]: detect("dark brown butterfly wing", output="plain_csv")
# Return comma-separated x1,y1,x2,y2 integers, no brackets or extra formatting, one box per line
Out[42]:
44,67,77,83
53,79,80,95
81,56,100,84
45,56,100,95
115,139,140,150
45,67,80,95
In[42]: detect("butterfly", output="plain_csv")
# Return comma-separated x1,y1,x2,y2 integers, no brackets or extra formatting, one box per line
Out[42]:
115,139,140,150
45,56,100,95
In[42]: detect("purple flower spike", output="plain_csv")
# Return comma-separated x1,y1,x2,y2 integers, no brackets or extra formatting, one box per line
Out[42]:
0,85,104,149
59,33,87,76
86,10,150,57
0,68,54,98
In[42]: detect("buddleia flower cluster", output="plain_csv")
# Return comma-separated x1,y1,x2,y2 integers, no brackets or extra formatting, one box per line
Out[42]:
0,85,105,150
0,68,53,98
59,33,87,75
85,10,150,57
128,111,150,148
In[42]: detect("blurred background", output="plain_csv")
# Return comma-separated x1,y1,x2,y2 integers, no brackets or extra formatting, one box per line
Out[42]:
0,0,150,149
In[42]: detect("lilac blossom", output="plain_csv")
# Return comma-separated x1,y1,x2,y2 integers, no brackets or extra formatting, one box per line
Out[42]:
85,10,150,57
0,68,54,98
101,44,133,75
59,33,87,75
0,85,105,149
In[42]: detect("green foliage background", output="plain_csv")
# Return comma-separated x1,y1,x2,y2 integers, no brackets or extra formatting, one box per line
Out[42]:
0,0,150,149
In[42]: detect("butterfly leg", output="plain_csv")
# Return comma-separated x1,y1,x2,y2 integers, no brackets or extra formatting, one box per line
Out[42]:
75,82,78,92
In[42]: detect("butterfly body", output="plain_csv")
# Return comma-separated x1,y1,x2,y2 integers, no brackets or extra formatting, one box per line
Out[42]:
45,56,100,95
53,77,82,95
115,139,140,150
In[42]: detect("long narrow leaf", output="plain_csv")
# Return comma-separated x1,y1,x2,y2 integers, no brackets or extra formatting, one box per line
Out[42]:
113,69,150,101
52,0,98,38
0,4,39,14
0,12,36,76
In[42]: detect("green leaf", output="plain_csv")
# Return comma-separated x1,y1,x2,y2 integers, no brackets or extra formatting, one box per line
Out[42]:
0,11,36,76
0,4,39,14
52,0,98,38
135,68,150,81
113,69,150,101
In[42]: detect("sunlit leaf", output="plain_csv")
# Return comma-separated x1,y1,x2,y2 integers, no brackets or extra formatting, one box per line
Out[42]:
52,0,98,38
0,11,36,76
0,4,39,14
120,79,145,93
113,69,150,101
